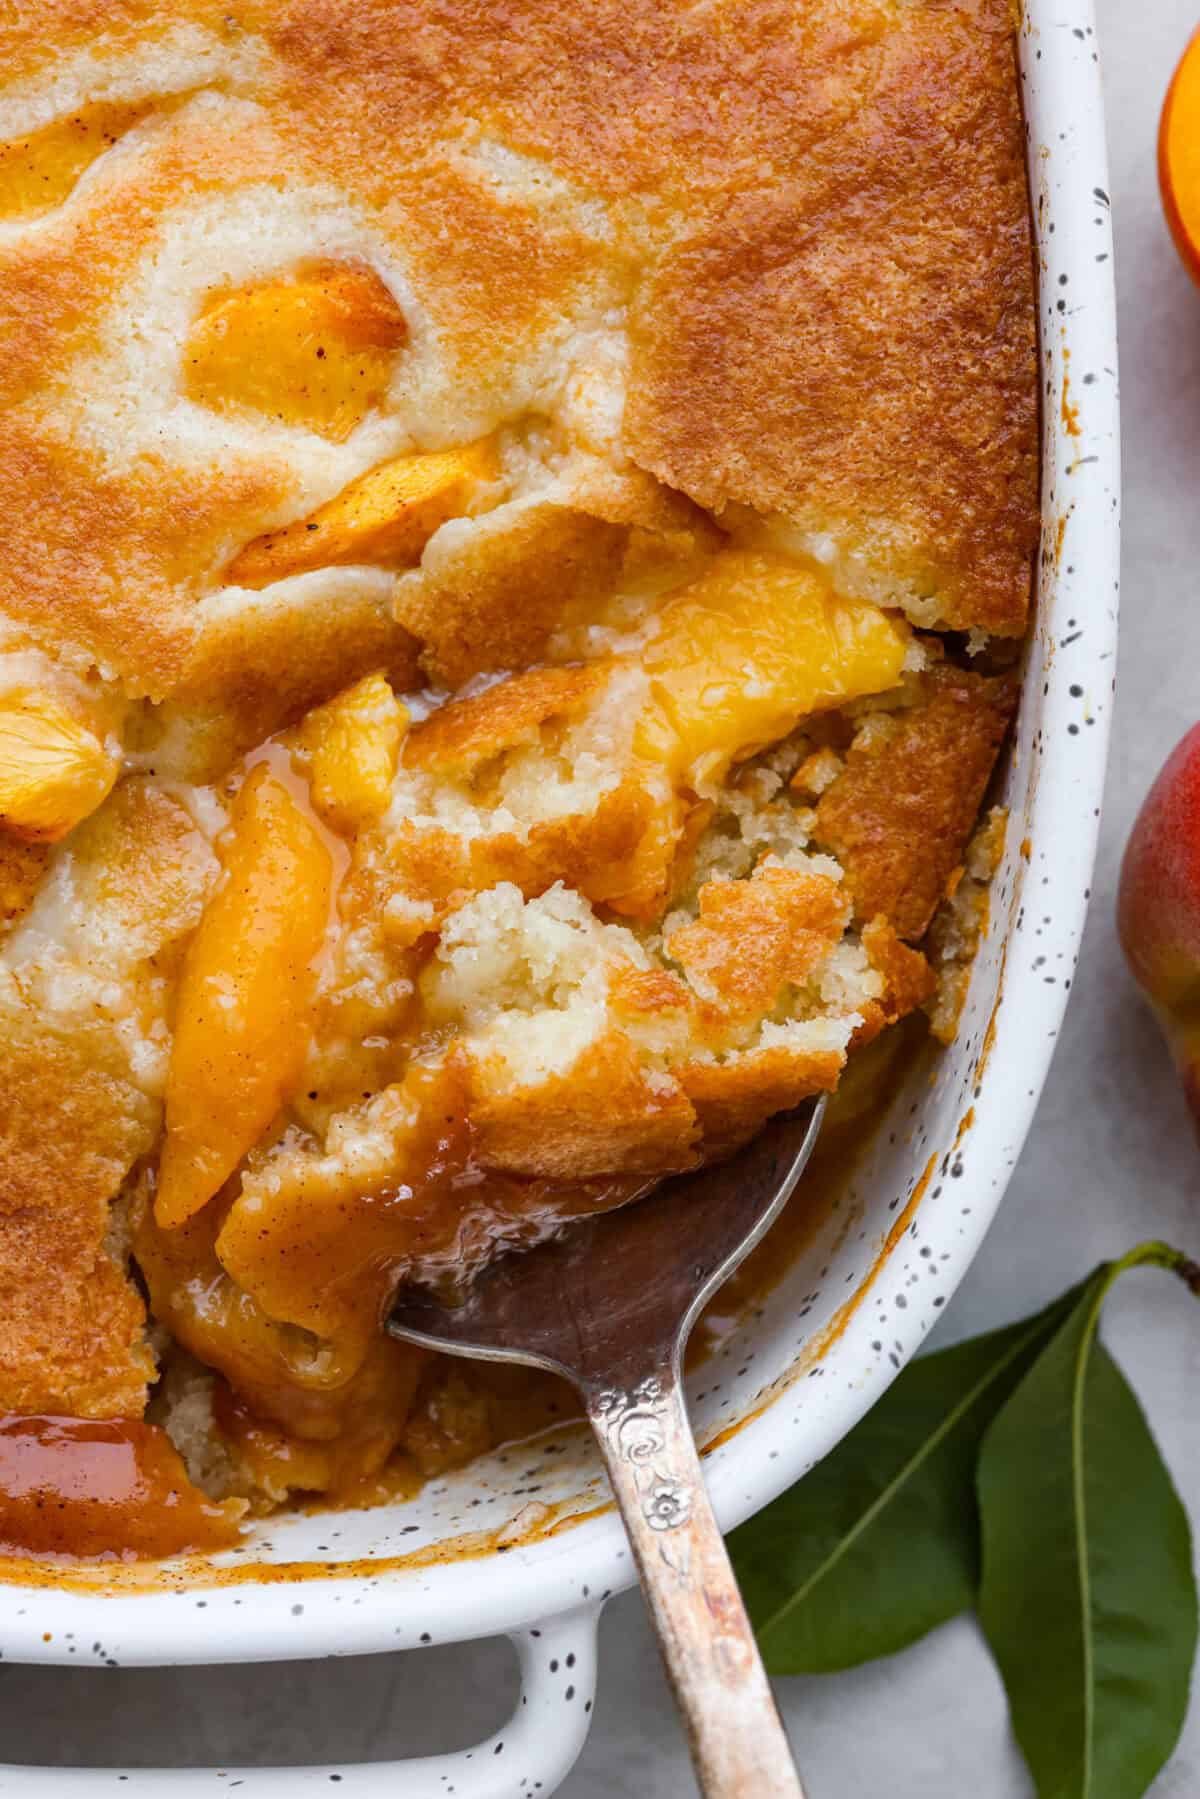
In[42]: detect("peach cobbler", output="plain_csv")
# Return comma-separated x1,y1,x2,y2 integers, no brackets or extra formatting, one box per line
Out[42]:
0,0,1037,1558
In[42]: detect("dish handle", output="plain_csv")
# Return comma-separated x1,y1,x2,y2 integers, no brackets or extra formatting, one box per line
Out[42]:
0,1602,601,1798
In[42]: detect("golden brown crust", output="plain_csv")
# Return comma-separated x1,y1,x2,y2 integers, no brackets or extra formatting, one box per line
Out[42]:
814,666,1018,939
0,107,301,695
679,1047,844,1160
403,663,608,775
259,0,900,209
625,0,1038,634
70,778,219,952
0,836,50,931
854,916,937,1046
395,504,629,690
0,0,1034,701
395,472,724,690
170,588,421,779
665,865,850,1017
469,1033,700,1181
0,780,216,1419
0,1012,156,1417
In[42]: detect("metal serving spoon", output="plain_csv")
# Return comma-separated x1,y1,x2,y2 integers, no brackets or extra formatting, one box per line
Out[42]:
388,1095,825,1799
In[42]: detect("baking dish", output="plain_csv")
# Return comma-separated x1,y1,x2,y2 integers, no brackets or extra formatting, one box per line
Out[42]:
0,0,1119,1791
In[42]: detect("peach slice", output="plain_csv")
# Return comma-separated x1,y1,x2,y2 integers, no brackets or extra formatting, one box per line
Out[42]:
0,100,156,220
0,689,118,842
295,672,409,834
184,260,408,441
155,765,333,1230
1161,31,1200,285
225,440,498,589
636,550,909,786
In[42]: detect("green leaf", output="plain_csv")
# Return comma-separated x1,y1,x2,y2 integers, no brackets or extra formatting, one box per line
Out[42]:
977,1243,1199,1799
728,1284,1083,1673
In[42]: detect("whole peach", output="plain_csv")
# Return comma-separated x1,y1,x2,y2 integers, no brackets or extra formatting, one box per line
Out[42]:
1118,724,1200,1116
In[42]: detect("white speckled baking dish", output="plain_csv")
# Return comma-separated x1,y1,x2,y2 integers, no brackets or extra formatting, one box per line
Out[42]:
0,3,1119,1792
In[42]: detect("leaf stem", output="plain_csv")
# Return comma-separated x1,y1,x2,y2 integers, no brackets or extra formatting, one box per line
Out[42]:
1109,1240,1200,1298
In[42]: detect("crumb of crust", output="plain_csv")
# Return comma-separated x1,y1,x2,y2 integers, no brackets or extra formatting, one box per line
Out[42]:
791,747,844,799
676,1036,845,1160
663,863,851,1017
857,917,936,1044
384,660,686,926
925,806,1009,1044
401,663,611,777
149,1353,245,1504
812,666,1018,942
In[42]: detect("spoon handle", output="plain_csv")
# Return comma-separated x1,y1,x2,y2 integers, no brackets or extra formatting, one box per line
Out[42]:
586,1365,806,1799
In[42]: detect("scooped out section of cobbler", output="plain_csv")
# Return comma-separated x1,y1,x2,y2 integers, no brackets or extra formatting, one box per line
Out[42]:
0,0,1035,1557
0,537,1017,1549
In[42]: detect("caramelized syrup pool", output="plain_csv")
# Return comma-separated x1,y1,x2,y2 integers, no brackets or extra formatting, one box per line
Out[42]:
0,1415,242,1562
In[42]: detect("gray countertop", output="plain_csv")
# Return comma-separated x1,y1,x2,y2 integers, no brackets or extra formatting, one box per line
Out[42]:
4,0,1200,1790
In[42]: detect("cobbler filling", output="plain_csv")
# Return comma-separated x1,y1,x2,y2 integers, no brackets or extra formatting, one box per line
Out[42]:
0,513,1017,1559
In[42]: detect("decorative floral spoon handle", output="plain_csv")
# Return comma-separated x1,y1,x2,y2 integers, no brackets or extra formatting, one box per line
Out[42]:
586,1364,807,1798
